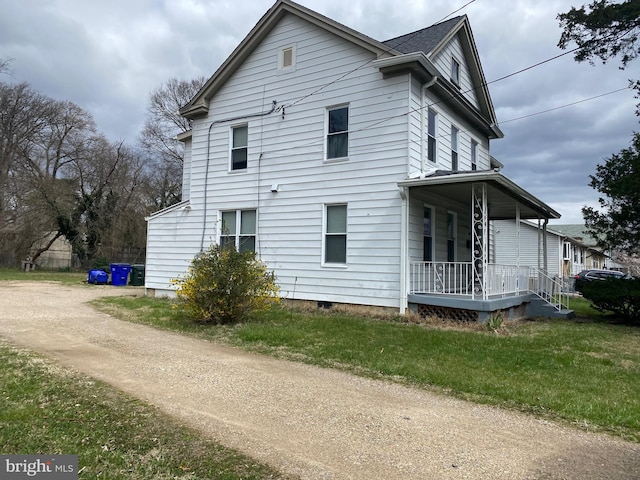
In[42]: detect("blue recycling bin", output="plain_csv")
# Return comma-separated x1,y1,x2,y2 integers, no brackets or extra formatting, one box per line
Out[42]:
88,269,108,285
109,263,131,286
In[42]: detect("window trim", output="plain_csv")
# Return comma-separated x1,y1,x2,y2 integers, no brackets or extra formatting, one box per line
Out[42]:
220,209,257,252
230,124,248,172
471,139,478,171
325,105,349,162
278,44,296,71
451,57,461,86
423,204,434,262
427,108,437,164
447,211,457,262
323,203,348,266
450,125,459,171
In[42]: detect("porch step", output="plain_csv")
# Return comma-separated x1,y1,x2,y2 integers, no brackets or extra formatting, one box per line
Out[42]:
526,296,575,319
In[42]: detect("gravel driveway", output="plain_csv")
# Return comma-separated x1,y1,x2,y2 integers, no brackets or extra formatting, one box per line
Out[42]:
0,281,639,479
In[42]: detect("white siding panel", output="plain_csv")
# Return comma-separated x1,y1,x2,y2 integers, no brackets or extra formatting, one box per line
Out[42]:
430,34,480,109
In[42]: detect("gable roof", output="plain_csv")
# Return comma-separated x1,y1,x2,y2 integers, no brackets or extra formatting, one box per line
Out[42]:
180,0,501,138
382,16,463,54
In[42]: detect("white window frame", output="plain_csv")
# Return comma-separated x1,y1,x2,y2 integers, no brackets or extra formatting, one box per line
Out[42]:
447,211,457,262
450,125,459,171
423,204,434,262
220,209,256,252
471,140,478,171
451,57,461,86
230,124,248,172
323,203,347,266
427,108,437,164
325,105,349,161
563,242,571,261
278,44,296,71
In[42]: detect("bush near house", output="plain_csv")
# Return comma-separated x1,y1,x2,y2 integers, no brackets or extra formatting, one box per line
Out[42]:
581,278,640,323
172,244,279,324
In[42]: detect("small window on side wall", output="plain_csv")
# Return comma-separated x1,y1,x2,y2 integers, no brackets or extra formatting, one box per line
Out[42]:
451,58,461,86
279,45,296,71
325,204,347,264
327,106,349,160
231,125,248,171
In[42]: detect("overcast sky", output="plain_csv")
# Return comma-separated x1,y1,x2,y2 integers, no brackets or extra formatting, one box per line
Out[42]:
1,0,638,224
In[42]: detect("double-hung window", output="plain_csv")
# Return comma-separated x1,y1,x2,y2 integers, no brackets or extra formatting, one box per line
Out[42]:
450,126,459,171
423,206,433,262
220,209,256,252
427,108,437,163
327,106,349,159
471,140,478,171
231,125,248,171
324,204,347,264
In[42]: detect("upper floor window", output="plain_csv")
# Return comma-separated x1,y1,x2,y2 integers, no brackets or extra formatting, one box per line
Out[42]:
427,108,437,163
450,126,459,171
221,209,256,252
327,106,349,160
471,140,478,171
451,58,461,86
279,45,296,70
325,204,347,264
231,125,248,171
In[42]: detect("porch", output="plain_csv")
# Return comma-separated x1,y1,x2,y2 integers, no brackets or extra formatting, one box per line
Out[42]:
408,261,572,321
398,170,574,320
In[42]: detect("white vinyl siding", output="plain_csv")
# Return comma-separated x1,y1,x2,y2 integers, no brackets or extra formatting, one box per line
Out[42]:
430,34,480,109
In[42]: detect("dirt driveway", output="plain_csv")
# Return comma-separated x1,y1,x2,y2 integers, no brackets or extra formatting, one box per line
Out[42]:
0,281,639,479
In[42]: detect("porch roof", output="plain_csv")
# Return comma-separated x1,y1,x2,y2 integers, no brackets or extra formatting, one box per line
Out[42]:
398,170,561,220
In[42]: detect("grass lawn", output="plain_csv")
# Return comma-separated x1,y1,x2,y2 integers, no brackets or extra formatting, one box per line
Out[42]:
0,268,87,285
0,339,288,479
94,294,640,443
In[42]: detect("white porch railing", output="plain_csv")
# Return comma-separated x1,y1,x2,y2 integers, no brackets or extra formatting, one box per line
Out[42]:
410,262,569,311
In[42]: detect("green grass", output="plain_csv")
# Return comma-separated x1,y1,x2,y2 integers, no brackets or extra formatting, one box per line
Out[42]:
94,295,640,443
0,268,87,285
0,339,288,479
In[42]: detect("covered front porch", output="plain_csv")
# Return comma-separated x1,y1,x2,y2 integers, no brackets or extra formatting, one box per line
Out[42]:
398,170,572,320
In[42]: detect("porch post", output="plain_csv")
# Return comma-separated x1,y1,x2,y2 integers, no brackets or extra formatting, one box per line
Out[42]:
399,186,408,314
515,204,520,294
472,183,488,300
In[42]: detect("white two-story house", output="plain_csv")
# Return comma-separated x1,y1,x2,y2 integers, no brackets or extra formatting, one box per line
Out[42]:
145,0,572,320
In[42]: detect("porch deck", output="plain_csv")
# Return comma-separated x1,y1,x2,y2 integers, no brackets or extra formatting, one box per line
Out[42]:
409,262,572,321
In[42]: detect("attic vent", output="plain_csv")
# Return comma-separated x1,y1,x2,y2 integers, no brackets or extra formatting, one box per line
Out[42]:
279,45,296,71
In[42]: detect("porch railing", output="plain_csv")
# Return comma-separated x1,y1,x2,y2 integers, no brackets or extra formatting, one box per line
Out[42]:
409,262,569,311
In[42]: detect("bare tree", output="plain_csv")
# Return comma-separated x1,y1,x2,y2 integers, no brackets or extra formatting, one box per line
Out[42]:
139,76,206,208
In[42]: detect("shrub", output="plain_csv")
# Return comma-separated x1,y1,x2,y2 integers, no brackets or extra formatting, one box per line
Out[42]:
172,244,279,324
581,277,640,322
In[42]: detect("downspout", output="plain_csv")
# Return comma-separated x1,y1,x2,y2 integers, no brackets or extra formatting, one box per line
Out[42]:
420,76,438,173
200,100,278,251
399,186,408,314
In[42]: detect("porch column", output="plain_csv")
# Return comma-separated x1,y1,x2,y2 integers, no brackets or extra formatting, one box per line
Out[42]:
472,183,488,300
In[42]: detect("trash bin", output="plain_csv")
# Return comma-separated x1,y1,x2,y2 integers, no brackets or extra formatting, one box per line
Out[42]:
109,263,131,286
88,269,108,285
129,264,145,286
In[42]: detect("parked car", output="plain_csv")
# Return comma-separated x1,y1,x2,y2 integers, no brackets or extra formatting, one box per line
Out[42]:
574,269,628,293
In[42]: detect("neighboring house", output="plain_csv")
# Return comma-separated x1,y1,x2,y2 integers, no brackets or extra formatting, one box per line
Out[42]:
551,224,621,271
493,220,606,290
32,233,75,270
145,0,570,320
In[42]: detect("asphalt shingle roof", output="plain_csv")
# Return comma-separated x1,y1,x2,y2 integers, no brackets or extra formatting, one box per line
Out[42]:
382,16,463,55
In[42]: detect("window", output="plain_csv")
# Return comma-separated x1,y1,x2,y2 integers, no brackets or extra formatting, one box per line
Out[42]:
563,242,571,260
327,106,348,159
423,206,433,262
447,212,456,262
427,108,437,163
451,58,460,86
231,125,248,170
471,140,478,171
279,45,295,70
325,204,347,264
220,209,256,252
450,126,459,171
